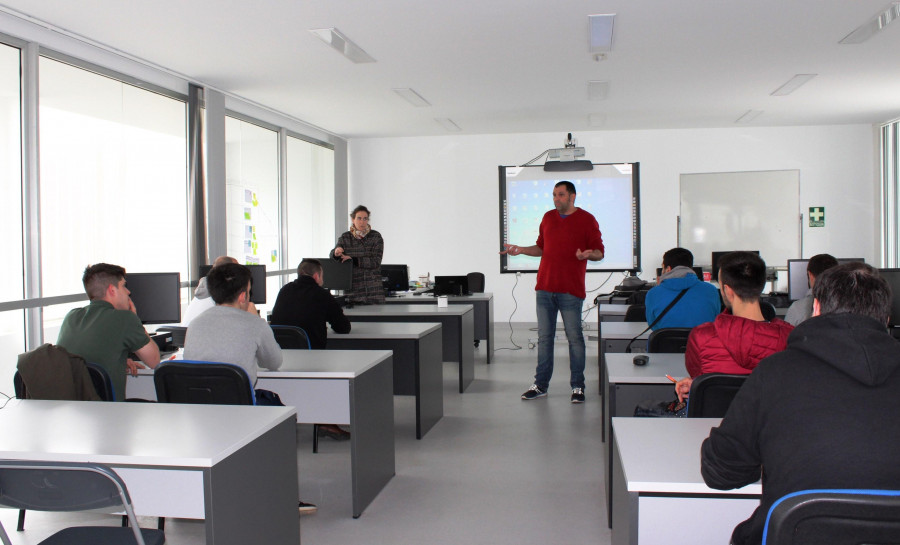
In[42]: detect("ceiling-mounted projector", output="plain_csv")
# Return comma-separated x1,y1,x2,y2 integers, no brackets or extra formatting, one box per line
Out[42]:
544,133,593,172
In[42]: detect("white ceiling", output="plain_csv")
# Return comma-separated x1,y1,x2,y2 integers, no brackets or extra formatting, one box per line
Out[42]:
4,0,900,139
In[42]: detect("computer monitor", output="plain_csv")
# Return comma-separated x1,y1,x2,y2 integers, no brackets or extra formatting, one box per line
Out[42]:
311,258,353,291
125,272,181,324
199,263,267,304
655,266,704,279
381,264,409,295
434,275,469,296
711,250,760,282
788,258,865,301
878,268,900,327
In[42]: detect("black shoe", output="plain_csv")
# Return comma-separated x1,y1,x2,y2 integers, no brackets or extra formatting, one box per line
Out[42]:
317,425,351,441
521,385,547,400
298,501,317,515
571,388,585,404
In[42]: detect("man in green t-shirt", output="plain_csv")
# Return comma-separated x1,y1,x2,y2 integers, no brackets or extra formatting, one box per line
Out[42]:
57,263,161,400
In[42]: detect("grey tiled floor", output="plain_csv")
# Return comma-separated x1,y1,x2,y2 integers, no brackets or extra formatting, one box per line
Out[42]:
0,325,611,545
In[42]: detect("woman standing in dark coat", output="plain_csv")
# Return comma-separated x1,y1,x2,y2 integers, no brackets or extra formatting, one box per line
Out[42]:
331,205,385,304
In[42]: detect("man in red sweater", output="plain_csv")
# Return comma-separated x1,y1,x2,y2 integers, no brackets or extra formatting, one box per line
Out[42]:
674,251,792,402
501,181,605,403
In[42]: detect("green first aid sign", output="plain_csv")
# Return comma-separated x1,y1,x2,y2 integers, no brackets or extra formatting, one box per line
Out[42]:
809,207,825,227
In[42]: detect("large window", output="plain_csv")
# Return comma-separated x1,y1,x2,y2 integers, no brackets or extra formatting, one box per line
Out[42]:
225,117,280,309
883,120,899,267
38,56,188,339
0,43,23,388
286,135,335,266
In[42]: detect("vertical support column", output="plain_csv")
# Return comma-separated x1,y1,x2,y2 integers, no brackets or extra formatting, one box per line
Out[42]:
187,84,207,285
21,42,42,349
204,88,227,259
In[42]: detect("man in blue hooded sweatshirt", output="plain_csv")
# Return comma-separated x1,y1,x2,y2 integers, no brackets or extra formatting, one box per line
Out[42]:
644,247,720,329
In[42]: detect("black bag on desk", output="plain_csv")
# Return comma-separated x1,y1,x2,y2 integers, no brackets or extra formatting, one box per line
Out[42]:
634,398,686,418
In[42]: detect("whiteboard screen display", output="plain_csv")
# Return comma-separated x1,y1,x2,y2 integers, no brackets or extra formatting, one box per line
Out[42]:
498,163,641,273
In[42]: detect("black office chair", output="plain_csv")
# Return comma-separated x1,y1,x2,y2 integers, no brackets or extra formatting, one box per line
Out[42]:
762,489,900,545
154,360,256,405
466,272,485,293
647,327,693,353
0,461,166,545
155,325,187,348
686,373,747,417
760,301,777,321
623,304,646,322
270,325,312,350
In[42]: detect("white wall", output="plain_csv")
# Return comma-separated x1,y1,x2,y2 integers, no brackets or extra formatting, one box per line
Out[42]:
348,125,877,324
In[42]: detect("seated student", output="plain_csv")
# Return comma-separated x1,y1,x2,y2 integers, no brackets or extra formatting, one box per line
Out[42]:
784,253,838,326
183,263,282,393
57,263,161,400
182,255,238,325
701,263,900,545
674,251,793,402
270,258,353,442
644,247,720,329
270,258,351,349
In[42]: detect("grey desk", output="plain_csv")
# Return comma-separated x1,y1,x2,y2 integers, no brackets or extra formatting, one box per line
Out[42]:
344,304,475,393
603,353,687,527
611,418,760,545
598,321,651,394
128,349,396,518
384,293,495,362
598,303,629,322
328,322,443,438
0,399,299,545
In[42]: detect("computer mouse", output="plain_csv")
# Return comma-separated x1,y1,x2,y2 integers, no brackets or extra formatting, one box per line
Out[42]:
632,354,649,366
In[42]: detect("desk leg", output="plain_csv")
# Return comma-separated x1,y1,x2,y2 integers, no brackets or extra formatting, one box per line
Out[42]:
350,357,396,518
486,299,494,364
417,330,444,438
458,313,475,393
206,416,300,545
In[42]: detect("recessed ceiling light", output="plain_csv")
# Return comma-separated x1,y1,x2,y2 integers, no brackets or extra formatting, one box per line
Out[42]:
770,74,817,96
588,81,610,101
735,110,763,124
392,88,431,107
435,118,461,132
308,28,375,63
589,14,616,53
840,2,900,44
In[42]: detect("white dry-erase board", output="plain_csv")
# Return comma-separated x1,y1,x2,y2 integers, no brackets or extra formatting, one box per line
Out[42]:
679,170,800,269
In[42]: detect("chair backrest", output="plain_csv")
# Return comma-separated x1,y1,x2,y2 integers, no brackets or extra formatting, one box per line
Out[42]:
763,489,900,545
623,304,646,322
270,325,311,350
13,362,112,402
760,301,777,321
686,373,747,417
647,327,693,353
155,325,187,348
466,272,485,293
0,460,151,545
154,360,255,405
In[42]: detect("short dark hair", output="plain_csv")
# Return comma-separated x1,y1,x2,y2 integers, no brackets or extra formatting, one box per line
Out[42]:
718,251,767,300
298,258,322,278
350,205,370,219
807,253,839,278
206,263,252,305
813,262,891,324
663,248,694,269
554,181,576,194
82,263,126,300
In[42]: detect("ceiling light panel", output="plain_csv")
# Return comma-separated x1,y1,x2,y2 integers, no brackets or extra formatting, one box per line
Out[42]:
392,88,431,107
435,118,461,132
770,74,817,96
735,110,763,124
840,2,900,44
308,28,375,63
588,81,610,101
589,14,616,52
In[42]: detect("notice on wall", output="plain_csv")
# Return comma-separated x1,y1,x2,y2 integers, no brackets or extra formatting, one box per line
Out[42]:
809,207,825,228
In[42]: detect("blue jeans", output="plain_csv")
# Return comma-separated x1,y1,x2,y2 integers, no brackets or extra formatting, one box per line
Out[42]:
534,290,586,391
